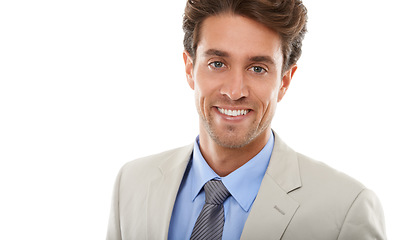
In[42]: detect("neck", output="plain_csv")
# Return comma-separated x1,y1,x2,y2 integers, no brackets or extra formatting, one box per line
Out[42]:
198,128,271,177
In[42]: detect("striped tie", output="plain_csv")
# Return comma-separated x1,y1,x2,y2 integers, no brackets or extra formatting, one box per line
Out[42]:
190,179,230,240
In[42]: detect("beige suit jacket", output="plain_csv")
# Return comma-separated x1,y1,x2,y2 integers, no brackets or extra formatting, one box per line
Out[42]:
107,133,386,239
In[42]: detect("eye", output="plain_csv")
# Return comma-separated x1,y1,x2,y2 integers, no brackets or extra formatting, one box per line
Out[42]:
209,61,225,69
249,66,267,74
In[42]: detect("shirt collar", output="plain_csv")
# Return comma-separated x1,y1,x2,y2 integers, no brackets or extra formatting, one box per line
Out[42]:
190,136,219,202
190,132,274,212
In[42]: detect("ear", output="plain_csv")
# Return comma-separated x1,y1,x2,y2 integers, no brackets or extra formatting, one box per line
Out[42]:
278,64,297,102
183,50,195,90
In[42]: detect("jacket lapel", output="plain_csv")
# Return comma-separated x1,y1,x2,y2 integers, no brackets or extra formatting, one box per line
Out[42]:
146,144,193,240
241,132,302,239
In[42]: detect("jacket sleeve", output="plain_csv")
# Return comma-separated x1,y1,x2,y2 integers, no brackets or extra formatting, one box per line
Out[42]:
337,189,386,240
106,169,123,240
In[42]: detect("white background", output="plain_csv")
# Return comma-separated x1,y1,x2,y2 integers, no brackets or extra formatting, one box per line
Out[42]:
1,0,393,239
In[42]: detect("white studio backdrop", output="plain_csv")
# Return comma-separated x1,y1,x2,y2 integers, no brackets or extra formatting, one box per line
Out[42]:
0,0,393,239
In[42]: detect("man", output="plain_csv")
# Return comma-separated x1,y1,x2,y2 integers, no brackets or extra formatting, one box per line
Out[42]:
107,0,386,239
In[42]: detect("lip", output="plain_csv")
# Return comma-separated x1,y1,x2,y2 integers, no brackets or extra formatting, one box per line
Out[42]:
213,106,252,121
215,105,251,111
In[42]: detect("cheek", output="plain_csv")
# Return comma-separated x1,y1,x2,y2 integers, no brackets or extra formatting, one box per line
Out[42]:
194,74,221,101
194,86,208,117
254,84,279,106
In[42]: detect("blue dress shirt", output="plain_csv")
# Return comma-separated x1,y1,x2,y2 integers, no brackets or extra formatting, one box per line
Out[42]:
168,132,274,240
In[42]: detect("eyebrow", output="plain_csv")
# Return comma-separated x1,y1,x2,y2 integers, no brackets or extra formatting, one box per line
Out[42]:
203,48,275,66
203,49,229,58
249,56,275,66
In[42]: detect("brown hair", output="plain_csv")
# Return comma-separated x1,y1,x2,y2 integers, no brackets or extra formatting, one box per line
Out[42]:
183,0,308,74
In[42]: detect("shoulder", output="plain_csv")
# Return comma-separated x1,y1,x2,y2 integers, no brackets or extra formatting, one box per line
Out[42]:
293,152,368,211
118,144,194,182
293,153,367,216
293,153,386,238
112,144,193,208
269,132,365,196
296,152,365,193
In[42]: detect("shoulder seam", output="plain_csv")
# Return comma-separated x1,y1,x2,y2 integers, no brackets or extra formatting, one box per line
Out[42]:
336,187,367,239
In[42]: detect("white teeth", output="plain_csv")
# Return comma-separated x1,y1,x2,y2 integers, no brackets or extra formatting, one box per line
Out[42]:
218,107,249,117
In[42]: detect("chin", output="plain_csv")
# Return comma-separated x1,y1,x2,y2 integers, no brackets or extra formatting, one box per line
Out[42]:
210,129,259,149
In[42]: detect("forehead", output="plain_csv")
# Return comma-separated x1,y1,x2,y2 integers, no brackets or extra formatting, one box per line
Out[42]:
196,14,283,64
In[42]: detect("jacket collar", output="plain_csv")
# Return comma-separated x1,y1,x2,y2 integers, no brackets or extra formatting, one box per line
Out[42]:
267,131,302,193
241,131,302,239
146,144,193,240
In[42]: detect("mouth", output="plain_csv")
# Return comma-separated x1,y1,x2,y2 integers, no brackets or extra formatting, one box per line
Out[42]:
217,107,251,117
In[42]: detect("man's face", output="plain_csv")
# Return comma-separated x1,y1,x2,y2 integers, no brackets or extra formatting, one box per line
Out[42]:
184,14,296,149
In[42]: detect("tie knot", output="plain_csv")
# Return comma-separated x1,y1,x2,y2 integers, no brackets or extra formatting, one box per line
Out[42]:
204,179,230,205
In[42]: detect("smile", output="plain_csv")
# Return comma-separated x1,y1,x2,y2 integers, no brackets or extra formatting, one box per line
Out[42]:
217,107,250,117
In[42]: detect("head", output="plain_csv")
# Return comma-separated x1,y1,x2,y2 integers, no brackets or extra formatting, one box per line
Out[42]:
182,0,307,150
183,0,308,75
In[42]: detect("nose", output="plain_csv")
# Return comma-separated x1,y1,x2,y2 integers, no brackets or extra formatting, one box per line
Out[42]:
219,69,249,100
